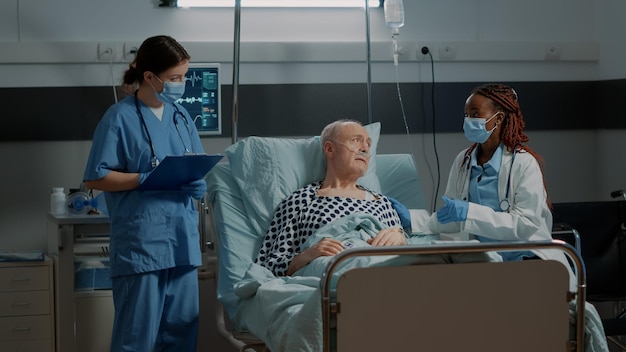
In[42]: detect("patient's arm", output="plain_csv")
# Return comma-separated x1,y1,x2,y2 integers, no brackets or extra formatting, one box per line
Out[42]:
286,238,343,276
367,227,407,246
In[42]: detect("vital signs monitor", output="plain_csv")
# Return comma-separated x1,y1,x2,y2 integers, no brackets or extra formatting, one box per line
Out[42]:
178,63,221,136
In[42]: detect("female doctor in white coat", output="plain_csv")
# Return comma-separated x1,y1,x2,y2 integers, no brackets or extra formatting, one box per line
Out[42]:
411,83,576,289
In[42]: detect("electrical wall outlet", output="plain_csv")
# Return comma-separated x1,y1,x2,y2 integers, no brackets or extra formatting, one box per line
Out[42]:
97,43,117,61
416,46,431,61
123,42,140,61
439,45,456,60
395,41,414,61
545,45,561,61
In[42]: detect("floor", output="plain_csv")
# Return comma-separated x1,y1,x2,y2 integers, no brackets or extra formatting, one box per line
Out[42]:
591,300,625,352
197,275,240,352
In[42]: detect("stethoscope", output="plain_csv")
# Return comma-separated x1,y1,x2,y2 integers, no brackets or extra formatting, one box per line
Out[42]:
134,93,194,167
499,147,517,212
459,144,518,212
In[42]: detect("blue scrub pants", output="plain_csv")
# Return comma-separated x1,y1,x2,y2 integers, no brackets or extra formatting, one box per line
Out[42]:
110,265,199,352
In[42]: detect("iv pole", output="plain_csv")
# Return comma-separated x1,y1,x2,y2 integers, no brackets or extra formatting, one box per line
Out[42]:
230,1,374,142
232,0,241,144
365,0,373,124
231,0,241,144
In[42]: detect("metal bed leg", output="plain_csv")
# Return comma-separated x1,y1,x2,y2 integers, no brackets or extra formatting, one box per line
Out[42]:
215,298,268,352
605,302,626,351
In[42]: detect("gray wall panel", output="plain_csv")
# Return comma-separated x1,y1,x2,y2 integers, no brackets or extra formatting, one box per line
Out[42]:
0,79,620,142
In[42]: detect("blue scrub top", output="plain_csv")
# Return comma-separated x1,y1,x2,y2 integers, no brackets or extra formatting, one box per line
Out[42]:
468,143,533,261
83,95,205,277
468,144,502,211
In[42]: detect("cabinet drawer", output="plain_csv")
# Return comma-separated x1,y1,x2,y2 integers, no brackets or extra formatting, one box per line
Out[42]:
0,315,52,341
0,267,49,292
0,339,52,352
0,292,50,317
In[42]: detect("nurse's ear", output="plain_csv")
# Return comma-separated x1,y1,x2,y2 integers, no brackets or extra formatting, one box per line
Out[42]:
495,111,505,125
143,71,157,84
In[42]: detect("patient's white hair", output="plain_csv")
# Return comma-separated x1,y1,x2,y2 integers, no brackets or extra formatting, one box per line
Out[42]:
319,119,363,159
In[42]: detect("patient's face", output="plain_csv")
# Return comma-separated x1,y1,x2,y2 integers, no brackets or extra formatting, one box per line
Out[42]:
330,123,371,177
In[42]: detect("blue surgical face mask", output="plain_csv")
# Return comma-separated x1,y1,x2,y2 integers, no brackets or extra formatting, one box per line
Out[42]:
463,112,499,143
153,75,186,104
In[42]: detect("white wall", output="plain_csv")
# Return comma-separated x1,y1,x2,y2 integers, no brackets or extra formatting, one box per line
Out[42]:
596,0,626,79
0,0,603,87
0,0,623,249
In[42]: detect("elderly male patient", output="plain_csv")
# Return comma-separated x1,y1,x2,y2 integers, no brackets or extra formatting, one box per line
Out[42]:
254,119,407,277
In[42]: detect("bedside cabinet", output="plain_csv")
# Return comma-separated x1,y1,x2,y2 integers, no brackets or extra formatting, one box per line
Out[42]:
0,257,55,352
47,213,113,352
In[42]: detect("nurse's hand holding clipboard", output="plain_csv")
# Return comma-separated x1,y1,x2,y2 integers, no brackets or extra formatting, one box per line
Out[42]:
180,179,207,200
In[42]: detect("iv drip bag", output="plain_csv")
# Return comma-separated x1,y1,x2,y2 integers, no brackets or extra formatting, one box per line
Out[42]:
384,0,405,32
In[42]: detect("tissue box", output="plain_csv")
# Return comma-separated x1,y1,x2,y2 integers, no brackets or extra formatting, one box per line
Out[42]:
74,258,112,291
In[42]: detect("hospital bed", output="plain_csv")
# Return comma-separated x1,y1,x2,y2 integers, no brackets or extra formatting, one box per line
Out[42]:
205,123,602,352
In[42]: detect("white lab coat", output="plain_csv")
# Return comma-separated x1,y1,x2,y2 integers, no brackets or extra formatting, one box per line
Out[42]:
410,146,578,291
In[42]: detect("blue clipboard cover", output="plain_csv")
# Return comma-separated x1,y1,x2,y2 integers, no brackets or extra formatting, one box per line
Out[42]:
137,154,223,191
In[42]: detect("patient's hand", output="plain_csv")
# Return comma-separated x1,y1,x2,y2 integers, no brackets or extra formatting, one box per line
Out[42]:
368,228,407,246
287,238,343,275
303,238,344,259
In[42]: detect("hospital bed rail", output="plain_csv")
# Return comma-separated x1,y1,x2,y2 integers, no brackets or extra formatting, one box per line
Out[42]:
321,239,585,352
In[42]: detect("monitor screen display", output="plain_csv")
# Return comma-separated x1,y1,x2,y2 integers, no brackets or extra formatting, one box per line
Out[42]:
178,63,221,136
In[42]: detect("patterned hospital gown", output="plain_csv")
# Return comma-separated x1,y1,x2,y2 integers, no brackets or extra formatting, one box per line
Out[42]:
255,181,402,276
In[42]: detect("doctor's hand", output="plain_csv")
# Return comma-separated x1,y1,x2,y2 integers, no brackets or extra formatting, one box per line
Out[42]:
181,178,207,200
436,196,469,224
387,197,411,231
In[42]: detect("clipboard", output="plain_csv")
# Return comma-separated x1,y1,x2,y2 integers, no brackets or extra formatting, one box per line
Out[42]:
137,154,223,191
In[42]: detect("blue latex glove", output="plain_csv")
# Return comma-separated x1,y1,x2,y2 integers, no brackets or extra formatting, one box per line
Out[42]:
436,196,469,224
181,178,207,200
387,197,411,231
138,171,153,185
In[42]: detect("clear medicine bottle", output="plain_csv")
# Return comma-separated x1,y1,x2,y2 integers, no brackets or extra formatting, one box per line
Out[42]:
51,187,66,215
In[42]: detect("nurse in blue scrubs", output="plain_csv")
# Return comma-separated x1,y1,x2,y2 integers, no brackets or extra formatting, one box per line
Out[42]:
83,35,206,351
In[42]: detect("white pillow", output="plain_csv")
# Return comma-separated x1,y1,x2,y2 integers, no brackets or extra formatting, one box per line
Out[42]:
225,122,381,237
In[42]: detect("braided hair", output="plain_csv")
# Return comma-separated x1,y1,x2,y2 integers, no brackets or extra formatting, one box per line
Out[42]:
463,83,551,208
